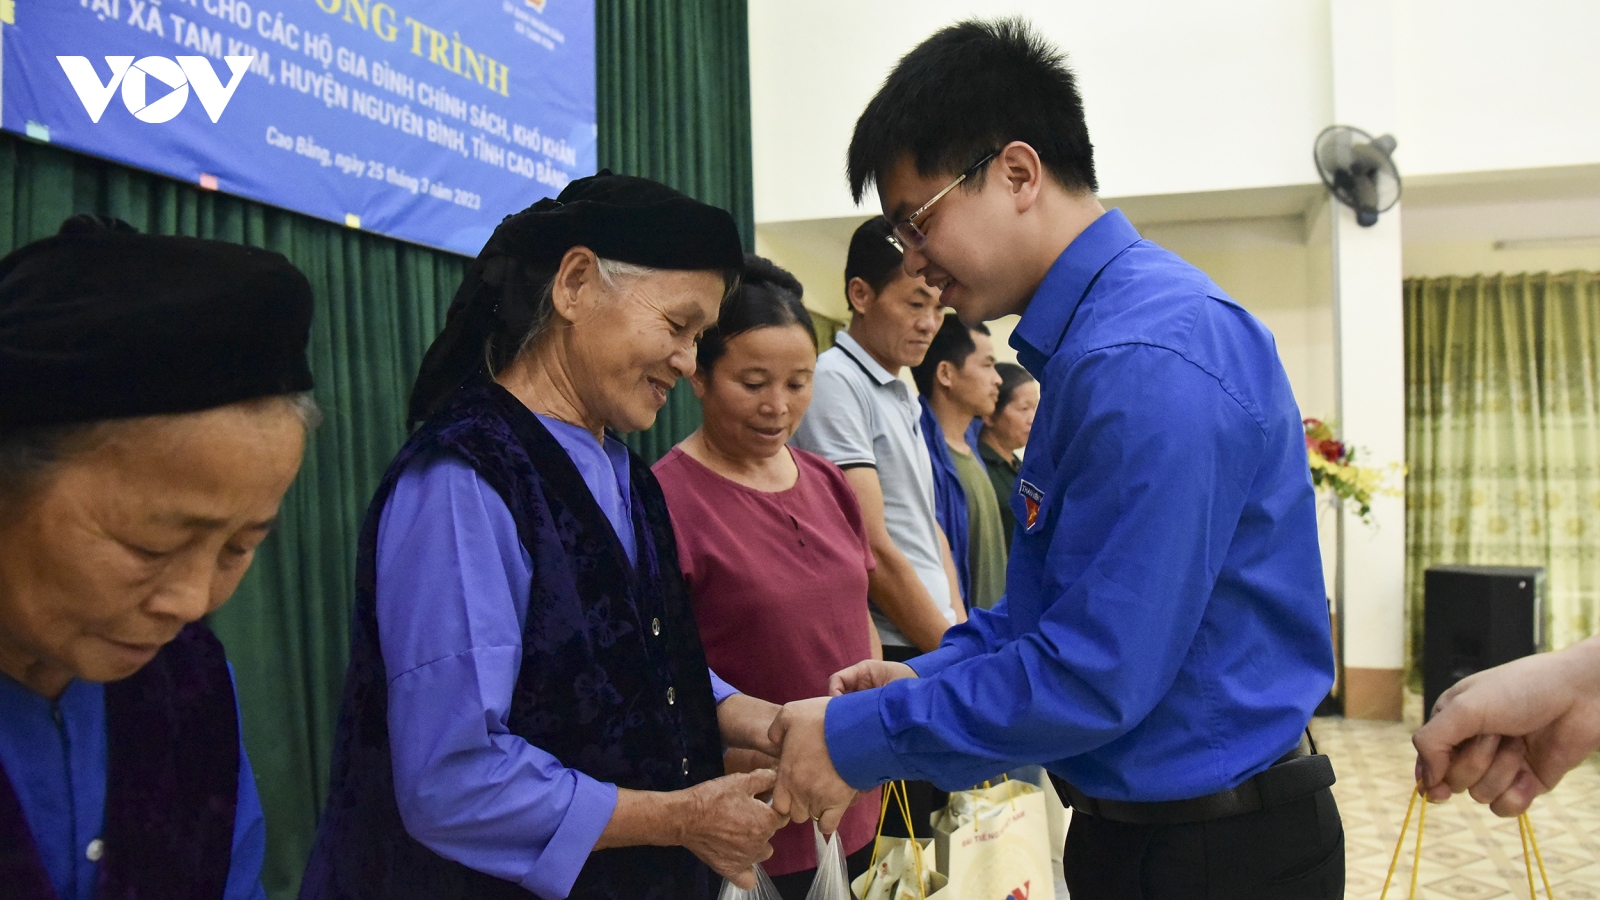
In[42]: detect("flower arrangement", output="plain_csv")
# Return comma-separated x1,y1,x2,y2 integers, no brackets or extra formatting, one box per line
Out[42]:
1304,418,1391,524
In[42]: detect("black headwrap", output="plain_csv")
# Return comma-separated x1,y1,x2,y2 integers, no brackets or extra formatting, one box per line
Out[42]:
407,170,744,426
0,215,314,431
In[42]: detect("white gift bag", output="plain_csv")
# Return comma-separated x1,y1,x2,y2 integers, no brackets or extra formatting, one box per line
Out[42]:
928,779,1053,900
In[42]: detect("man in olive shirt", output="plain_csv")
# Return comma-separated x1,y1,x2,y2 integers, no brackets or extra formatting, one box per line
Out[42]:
911,315,1007,611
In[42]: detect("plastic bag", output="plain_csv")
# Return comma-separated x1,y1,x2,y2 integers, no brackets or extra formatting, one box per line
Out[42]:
806,821,851,900
718,864,781,900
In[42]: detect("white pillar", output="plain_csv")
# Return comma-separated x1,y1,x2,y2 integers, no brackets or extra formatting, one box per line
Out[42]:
1329,0,1407,720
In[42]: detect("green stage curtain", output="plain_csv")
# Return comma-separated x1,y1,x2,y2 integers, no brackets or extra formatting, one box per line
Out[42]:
0,132,465,898
0,3,756,895
600,0,755,462
1404,271,1600,687
0,129,467,890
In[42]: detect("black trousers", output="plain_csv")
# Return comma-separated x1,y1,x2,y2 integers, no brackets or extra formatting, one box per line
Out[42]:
1060,784,1345,900
877,645,945,840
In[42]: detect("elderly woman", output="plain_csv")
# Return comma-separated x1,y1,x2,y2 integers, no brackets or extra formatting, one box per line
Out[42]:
301,173,784,900
652,257,881,900
0,216,316,900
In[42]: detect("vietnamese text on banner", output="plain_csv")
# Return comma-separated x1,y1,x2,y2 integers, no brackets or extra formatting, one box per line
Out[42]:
4,0,597,256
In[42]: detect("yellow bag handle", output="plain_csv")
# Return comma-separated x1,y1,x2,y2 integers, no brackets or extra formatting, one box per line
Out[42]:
866,781,929,900
1381,783,1554,899
977,772,1017,813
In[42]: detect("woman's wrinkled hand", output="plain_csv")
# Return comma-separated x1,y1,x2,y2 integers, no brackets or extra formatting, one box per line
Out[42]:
723,747,780,776
678,769,785,889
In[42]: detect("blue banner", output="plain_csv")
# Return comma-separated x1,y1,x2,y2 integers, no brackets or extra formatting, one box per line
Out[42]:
3,0,597,256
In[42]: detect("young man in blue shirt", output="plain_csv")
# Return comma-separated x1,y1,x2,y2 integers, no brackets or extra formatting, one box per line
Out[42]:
769,18,1343,898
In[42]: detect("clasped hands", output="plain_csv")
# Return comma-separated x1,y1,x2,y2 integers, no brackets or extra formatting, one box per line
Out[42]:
766,659,918,832
696,659,916,888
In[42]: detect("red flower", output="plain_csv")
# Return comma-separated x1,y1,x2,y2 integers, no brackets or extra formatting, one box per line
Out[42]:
1317,439,1345,463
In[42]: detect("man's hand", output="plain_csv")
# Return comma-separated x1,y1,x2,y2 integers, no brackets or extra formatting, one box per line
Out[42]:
678,770,785,889
1413,636,1600,816
829,659,917,696
767,697,858,834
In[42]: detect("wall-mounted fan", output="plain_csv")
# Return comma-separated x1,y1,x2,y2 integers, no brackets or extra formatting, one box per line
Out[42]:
1313,125,1400,227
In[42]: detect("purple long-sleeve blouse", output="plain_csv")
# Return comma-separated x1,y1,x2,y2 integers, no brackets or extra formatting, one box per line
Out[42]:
375,415,736,899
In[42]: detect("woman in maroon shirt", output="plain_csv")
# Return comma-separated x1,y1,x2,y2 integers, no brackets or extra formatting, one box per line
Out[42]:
654,256,882,899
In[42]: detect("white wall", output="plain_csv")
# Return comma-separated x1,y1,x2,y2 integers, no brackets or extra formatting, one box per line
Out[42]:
1395,0,1600,178
749,0,1333,225
1402,193,1600,277
751,0,1600,224
1405,239,1600,279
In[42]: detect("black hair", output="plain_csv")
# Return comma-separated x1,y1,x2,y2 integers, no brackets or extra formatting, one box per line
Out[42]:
992,361,1036,416
844,216,905,300
846,18,1097,204
910,314,990,396
696,254,815,374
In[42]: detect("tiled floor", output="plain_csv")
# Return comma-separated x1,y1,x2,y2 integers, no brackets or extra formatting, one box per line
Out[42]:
1312,714,1600,899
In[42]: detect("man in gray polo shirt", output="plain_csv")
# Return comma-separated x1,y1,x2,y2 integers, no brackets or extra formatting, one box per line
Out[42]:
791,216,963,657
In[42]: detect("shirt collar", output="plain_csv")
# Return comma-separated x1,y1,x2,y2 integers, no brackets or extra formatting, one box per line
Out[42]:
534,414,633,490
832,330,898,386
978,439,1018,471
1010,208,1142,373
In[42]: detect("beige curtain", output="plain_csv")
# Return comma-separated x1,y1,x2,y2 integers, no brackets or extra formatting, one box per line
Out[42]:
1404,271,1600,684
810,309,845,353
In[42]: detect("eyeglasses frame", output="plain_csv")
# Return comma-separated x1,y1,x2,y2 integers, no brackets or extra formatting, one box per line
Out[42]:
885,150,1000,253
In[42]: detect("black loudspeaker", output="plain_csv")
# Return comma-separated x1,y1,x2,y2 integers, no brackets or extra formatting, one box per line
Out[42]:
1423,565,1544,719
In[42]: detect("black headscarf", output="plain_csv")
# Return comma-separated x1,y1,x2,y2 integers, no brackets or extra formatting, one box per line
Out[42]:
407,171,744,426
0,216,314,431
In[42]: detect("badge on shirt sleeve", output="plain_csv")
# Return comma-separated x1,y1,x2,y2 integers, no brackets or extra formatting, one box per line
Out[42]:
1017,478,1046,532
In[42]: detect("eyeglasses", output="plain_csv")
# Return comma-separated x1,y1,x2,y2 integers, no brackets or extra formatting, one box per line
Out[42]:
886,151,998,253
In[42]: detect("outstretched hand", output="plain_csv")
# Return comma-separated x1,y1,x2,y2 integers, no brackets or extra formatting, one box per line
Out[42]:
767,697,858,835
829,659,917,696
1413,636,1600,816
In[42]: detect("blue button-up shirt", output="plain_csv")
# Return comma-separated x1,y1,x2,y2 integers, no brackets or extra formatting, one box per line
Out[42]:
0,672,266,900
825,209,1333,803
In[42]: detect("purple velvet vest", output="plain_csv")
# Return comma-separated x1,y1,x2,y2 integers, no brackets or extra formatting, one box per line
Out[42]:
0,623,240,900
300,383,725,900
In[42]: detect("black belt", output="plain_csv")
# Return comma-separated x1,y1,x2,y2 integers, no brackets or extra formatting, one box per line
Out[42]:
1055,733,1336,826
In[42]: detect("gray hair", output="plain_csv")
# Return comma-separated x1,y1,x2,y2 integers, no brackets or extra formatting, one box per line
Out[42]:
280,391,323,430
0,392,320,502
491,256,676,373
485,255,742,379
